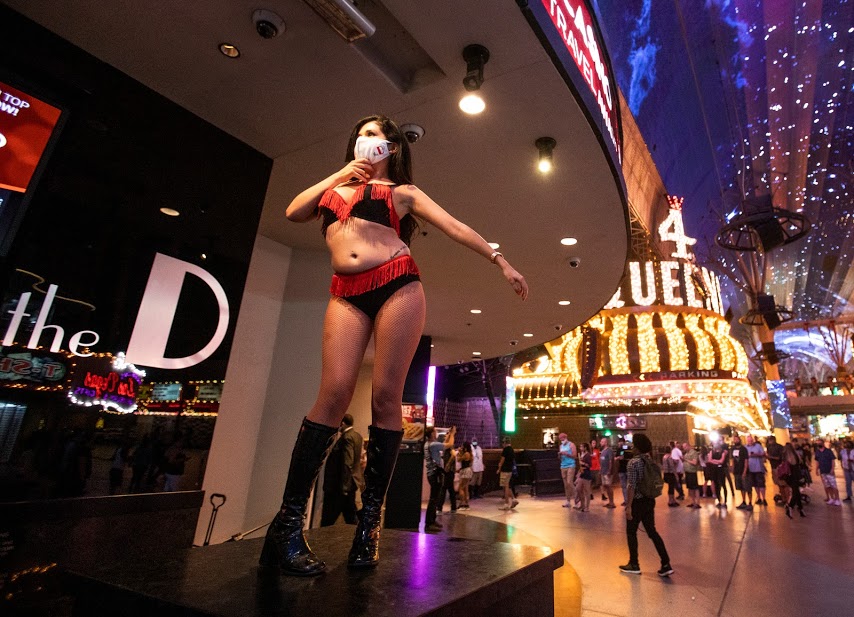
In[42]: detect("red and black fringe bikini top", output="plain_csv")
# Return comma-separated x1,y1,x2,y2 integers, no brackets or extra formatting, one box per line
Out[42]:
318,183,418,246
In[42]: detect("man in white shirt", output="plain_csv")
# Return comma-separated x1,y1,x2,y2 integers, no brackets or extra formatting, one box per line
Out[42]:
670,441,685,500
471,438,485,499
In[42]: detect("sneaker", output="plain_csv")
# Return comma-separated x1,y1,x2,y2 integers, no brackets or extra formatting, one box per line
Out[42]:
511,499,519,509
498,504,510,510
562,501,572,508
736,503,747,510
831,500,842,506
619,563,641,575
843,497,851,503
657,564,674,577
605,503,617,509
668,502,680,507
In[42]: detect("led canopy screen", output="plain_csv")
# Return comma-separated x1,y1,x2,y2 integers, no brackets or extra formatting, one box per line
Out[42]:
0,80,62,193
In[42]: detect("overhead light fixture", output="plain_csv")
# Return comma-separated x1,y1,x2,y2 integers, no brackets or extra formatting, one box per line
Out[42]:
560,237,577,246
523,333,534,337
302,0,376,42
459,44,489,115
558,300,571,306
218,43,240,58
535,137,557,173
470,309,482,314
472,351,482,356
488,242,500,249
160,207,180,217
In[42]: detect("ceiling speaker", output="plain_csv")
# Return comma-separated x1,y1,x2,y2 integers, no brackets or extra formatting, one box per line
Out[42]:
752,216,786,252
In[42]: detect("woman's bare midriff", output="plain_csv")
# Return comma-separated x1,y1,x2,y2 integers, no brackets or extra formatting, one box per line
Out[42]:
325,218,410,274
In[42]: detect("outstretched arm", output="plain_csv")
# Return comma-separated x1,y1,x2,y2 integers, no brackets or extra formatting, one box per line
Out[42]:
401,185,528,300
285,158,375,222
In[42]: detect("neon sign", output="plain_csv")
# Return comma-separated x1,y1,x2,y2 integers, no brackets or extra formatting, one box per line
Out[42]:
68,353,145,414
539,0,620,161
604,198,724,313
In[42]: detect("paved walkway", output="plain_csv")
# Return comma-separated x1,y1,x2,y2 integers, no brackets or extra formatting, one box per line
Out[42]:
434,482,853,617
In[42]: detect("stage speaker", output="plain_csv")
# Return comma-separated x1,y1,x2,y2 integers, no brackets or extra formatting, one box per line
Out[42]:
752,216,785,252
762,341,780,365
384,451,423,529
756,293,781,329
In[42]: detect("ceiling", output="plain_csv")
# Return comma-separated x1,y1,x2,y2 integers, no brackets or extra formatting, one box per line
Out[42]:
6,0,630,365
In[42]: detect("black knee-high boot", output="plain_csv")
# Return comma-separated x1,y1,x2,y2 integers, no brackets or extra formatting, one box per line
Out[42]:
259,417,338,576
348,425,403,568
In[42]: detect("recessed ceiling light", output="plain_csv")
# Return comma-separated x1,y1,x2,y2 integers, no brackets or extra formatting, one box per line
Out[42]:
560,237,578,246
160,207,180,217
488,242,500,249
523,333,534,337
218,43,240,58
201,253,208,260
558,300,571,306
470,309,482,314
472,351,482,356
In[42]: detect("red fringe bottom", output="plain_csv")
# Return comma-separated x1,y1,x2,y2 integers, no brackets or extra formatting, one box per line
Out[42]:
330,255,420,297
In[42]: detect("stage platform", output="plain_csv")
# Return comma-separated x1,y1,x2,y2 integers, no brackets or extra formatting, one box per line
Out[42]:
65,524,564,617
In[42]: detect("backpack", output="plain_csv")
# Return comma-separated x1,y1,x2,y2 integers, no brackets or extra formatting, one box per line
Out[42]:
637,455,664,498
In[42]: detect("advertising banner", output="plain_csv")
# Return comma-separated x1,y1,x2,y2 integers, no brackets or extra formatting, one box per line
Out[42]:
0,80,62,193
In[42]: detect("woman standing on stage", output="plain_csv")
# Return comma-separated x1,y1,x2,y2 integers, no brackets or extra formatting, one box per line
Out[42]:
259,115,528,576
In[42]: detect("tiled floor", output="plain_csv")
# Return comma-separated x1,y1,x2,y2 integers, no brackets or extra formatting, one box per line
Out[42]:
430,483,853,617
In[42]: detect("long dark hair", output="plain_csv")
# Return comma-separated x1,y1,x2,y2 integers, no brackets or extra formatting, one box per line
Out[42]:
345,115,420,244
345,115,413,184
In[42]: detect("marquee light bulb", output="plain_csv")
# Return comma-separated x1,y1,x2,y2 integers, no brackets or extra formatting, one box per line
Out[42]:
459,94,485,114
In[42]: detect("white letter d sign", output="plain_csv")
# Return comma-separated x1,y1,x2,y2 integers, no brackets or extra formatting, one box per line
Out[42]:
126,253,230,369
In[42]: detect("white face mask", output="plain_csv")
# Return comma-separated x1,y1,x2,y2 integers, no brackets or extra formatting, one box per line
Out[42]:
354,135,392,164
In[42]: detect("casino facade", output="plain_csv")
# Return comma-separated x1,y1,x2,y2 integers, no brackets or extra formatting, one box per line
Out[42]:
510,199,769,447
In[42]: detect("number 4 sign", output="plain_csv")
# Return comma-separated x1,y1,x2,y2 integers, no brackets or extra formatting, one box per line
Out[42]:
658,196,696,260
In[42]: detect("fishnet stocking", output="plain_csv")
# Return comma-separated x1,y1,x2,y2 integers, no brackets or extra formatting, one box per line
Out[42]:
306,281,425,430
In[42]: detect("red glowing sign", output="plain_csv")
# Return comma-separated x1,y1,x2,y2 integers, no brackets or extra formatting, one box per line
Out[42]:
539,0,620,160
0,81,62,193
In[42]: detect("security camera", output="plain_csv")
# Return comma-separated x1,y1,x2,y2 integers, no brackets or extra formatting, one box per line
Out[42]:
553,324,564,331
253,9,285,39
568,257,581,268
509,340,519,346
400,123,425,144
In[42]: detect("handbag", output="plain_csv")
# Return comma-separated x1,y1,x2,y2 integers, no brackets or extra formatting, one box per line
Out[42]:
777,459,791,479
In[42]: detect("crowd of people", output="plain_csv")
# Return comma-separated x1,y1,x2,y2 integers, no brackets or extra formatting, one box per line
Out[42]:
658,435,852,514
422,426,491,531
422,430,852,519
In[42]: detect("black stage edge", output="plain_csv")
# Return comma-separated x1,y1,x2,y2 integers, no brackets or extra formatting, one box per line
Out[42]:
66,525,564,617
